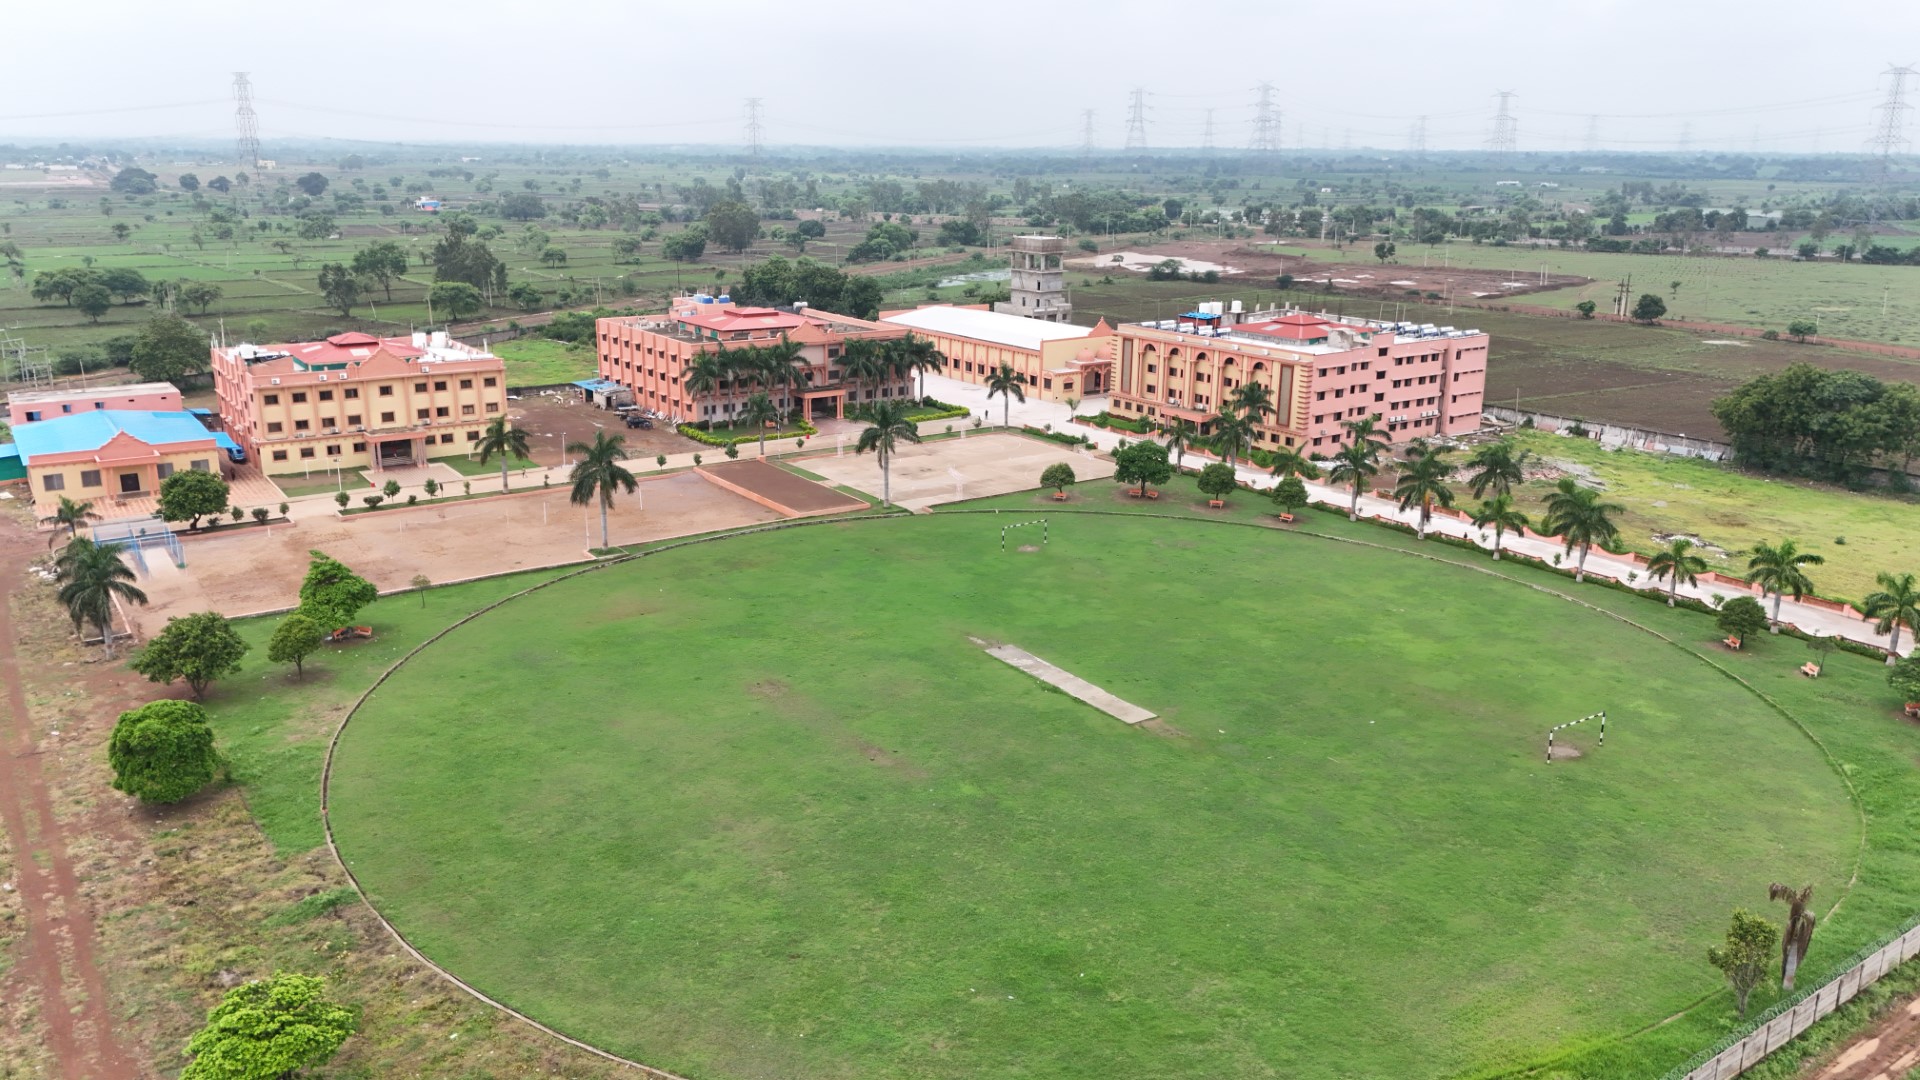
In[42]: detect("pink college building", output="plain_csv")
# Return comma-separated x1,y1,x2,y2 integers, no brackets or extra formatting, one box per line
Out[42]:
1107,306,1488,452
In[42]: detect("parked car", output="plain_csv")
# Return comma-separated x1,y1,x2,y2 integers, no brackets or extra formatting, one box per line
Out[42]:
624,414,653,429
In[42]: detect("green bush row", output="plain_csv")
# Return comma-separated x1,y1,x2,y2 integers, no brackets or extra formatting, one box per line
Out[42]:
676,418,819,448
1087,410,1152,435
1021,426,1096,448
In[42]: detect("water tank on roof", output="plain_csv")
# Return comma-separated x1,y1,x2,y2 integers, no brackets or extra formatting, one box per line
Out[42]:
694,293,714,304
716,295,731,304
1230,300,1244,314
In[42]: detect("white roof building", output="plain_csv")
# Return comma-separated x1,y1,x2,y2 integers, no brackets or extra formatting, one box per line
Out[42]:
881,305,1096,352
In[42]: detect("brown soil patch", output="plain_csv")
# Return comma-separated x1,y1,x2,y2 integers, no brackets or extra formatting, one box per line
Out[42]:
1813,994,1920,1079
856,742,929,779
1016,544,1040,553
1548,743,1585,761
698,459,866,516
1139,718,1188,739
748,679,791,699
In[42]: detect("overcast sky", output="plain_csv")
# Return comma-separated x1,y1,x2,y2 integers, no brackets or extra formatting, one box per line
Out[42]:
7,0,1917,153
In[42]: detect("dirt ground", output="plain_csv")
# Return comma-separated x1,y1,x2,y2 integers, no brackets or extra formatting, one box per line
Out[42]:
798,432,1115,511
1070,239,1586,304
130,471,781,623
505,387,706,464
1811,992,1920,1080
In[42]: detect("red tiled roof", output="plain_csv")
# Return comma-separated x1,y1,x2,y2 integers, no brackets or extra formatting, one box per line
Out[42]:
1236,313,1333,340
265,335,428,366
677,307,807,334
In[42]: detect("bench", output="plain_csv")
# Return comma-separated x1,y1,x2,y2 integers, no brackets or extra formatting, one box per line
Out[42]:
1723,636,1742,650
1906,702,1920,718
1277,512,1296,524
1127,488,1160,500
1800,662,1821,678
1207,499,1226,509
1051,491,1068,501
327,625,374,643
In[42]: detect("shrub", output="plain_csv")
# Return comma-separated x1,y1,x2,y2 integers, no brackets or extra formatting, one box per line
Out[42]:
334,491,349,509
382,479,401,499
1197,462,1237,501
1716,596,1769,641
130,611,250,699
1041,463,1076,494
1889,655,1920,703
362,495,383,509
107,699,220,803
251,507,268,524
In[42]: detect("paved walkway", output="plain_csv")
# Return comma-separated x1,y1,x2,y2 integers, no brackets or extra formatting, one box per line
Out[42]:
917,375,1911,657
977,639,1156,725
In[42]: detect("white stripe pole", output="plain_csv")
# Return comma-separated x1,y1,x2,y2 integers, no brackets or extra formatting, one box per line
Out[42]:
1546,711,1606,763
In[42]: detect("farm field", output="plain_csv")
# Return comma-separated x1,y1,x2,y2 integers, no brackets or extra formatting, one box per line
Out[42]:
328,511,1883,1080
1062,277,1920,435
1498,430,1918,602
1279,241,1920,345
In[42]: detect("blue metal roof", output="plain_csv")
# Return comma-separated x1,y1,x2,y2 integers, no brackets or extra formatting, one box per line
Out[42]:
10,411,237,465
572,378,623,391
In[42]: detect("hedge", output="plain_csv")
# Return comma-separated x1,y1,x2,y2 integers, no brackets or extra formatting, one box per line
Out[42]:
1021,426,1096,448
677,417,819,448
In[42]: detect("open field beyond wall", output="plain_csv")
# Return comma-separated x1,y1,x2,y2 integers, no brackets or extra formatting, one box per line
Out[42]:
325,509,1911,1080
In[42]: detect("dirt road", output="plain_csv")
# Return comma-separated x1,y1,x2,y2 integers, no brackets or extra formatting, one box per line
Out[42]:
0,523,139,1079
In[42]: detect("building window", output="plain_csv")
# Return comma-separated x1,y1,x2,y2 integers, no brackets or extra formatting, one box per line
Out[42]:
461,405,475,415
156,463,174,480
319,389,334,401
344,388,360,399
325,445,340,456
42,473,66,492
192,459,212,472
263,393,280,405
80,469,101,487
459,378,473,389
435,406,450,418
379,385,394,396
466,430,480,442
300,447,315,459
483,377,497,387
434,380,447,391
352,442,366,452
416,409,430,420
380,411,396,423
347,414,362,426
272,450,289,462
485,402,500,413
267,421,284,433
440,433,454,444
414,382,428,392
291,392,308,403
294,419,311,431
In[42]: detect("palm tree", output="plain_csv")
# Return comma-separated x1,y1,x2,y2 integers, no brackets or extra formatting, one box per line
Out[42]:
1470,494,1529,560
854,399,923,508
1267,446,1318,481
1465,438,1533,499
756,334,806,418
892,334,947,401
1227,380,1274,424
476,415,532,493
1746,539,1824,631
1392,442,1455,538
740,392,780,457
1324,443,1380,521
1541,477,1624,583
1160,419,1196,473
839,338,891,410
984,361,1026,428
1861,571,1919,662
1769,883,1817,990
1341,415,1390,459
54,537,148,658
1210,411,1257,469
567,431,638,552
682,350,732,426
45,495,99,546
1646,537,1709,607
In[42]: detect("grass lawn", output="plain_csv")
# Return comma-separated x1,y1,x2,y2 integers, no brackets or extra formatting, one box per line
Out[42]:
430,451,533,477
1502,429,1917,603
493,338,598,387
326,509,1906,1080
271,466,369,498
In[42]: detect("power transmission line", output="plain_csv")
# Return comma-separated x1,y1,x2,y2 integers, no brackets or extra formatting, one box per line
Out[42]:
1201,108,1216,154
1583,114,1600,152
232,72,261,168
1124,88,1149,152
743,97,764,158
1249,82,1282,152
1487,90,1518,153
1677,121,1692,154
1408,115,1427,154
1080,109,1096,159
1866,63,1917,164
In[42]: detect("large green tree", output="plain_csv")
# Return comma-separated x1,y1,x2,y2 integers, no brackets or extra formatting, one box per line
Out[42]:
568,431,638,552
854,399,924,508
429,215,506,293
297,550,379,632
267,613,326,679
107,699,220,804
1114,439,1172,498
1392,442,1454,538
1464,438,1531,499
181,972,356,1080
129,313,211,385
316,263,362,316
1197,462,1238,504
1324,443,1380,521
350,241,410,301
1717,596,1769,642
158,469,230,530
131,611,250,700
705,200,760,253
54,537,148,658
428,281,483,322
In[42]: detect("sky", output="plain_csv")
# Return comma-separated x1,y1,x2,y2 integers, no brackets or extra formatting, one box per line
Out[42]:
6,0,1918,153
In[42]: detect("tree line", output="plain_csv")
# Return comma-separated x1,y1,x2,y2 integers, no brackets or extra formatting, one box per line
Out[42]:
1711,363,1920,484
